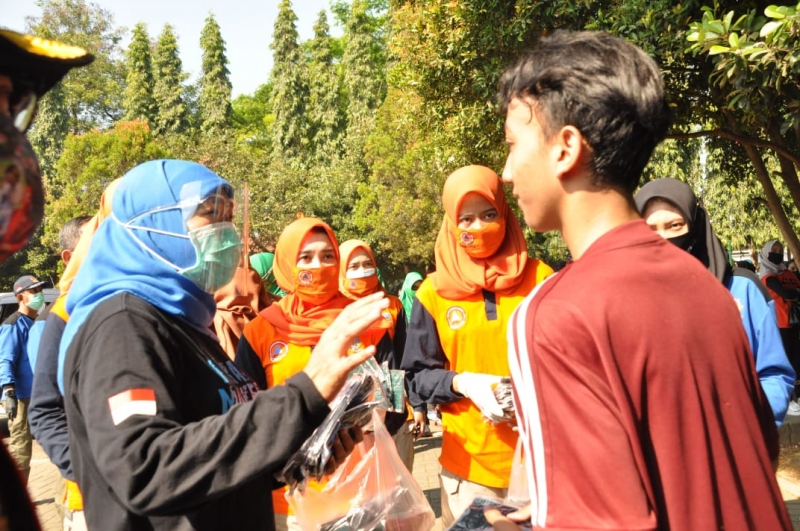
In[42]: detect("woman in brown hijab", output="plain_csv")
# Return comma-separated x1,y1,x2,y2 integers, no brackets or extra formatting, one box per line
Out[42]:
213,262,271,359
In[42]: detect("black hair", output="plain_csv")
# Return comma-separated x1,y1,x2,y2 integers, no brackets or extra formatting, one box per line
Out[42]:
498,31,671,194
58,215,92,252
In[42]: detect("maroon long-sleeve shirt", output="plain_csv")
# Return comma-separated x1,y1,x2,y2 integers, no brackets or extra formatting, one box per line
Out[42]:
509,220,789,530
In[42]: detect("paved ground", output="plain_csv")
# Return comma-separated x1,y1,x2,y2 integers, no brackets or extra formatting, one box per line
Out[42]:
17,425,800,530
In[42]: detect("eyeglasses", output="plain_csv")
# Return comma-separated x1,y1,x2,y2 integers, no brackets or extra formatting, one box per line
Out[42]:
194,193,236,223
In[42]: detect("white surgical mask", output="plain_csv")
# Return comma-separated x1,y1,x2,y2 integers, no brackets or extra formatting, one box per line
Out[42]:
345,268,376,279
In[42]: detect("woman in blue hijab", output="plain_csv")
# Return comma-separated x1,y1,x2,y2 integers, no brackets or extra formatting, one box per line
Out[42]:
57,160,385,531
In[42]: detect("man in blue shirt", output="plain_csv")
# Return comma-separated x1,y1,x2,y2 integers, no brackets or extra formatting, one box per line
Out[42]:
0,274,47,483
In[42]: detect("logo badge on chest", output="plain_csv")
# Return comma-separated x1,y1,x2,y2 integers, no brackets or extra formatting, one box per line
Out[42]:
269,340,289,361
446,306,467,330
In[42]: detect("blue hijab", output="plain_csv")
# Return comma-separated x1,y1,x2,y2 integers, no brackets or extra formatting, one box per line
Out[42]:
58,159,233,393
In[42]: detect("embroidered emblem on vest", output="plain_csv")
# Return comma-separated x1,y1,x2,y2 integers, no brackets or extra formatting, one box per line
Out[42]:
446,306,467,329
269,340,289,361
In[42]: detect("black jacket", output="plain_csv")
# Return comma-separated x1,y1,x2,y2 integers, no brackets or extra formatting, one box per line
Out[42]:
63,293,330,531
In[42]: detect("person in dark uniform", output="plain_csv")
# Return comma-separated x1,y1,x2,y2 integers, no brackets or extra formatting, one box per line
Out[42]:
57,160,386,531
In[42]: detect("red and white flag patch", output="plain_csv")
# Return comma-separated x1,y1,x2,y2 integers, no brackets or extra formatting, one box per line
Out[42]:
108,388,157,426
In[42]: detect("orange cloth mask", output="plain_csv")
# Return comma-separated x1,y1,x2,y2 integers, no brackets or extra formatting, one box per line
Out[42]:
293,264,339,306
431,165,528,299
338,239,384,300
259,217,352,346
454,219,507,259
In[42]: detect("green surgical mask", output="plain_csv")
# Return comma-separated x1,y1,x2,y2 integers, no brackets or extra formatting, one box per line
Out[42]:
27,292,45,311
181,222,243,293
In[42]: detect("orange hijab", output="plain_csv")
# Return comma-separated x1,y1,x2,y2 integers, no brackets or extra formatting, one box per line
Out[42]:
59,178,121,295
259,217,352,346
430,165,528,299
338,239,385,300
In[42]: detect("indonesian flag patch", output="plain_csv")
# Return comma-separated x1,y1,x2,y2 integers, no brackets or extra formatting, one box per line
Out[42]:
108,388,157,426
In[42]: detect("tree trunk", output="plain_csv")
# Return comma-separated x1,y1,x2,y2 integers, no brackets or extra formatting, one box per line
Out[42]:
725,112,800,259
742,144,800,260
766,118,800,210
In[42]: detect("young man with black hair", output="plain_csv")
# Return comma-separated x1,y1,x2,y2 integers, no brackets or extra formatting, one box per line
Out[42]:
486,31,790,530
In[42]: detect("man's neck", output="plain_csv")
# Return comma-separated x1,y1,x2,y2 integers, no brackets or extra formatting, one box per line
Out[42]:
559,187,641,261
18,304,36,319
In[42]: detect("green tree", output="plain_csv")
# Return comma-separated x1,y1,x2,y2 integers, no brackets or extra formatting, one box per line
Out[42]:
123,22,157,126
26,0,127,130
198,13,232,133
162,131,282,249
270,0,309,164
331,0,388,68
27,83,69,179
343,0,386,153
153,24,190,135
37,121,168,278
680,2,800,257
232,83,274,153
307,10,345,164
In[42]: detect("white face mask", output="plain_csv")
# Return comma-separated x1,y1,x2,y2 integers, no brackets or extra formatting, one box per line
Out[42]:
345,268,376,279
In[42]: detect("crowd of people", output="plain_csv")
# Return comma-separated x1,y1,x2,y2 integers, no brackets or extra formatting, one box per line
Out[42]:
0,24,796,531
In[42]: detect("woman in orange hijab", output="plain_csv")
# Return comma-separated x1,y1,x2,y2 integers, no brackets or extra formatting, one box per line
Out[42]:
400,165,553,527
338,239,413,468
235,218,394,530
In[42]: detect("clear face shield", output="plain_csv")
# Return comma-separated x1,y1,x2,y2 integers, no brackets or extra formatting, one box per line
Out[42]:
180,187,244,294
119,180,244,294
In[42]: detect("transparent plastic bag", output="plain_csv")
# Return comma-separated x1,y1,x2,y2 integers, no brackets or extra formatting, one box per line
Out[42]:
505,437,529,505
288,409,436,531
279,372,379,490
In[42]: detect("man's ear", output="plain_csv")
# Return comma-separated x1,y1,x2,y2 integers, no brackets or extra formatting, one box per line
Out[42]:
61,249,72,265
554,125,589,181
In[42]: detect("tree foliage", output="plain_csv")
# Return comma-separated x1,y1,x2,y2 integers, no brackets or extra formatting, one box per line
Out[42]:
232,83,274,153
123,23,157,127
27,83,69,179
19,0,800,288
34,121,169,282
307,11,345,164
26,0,126,131
153,24,190,135
270,0,309,164
198,14,233,133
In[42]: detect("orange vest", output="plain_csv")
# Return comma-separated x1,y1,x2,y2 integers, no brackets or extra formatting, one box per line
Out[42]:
415,259,552,488
763,270,800,328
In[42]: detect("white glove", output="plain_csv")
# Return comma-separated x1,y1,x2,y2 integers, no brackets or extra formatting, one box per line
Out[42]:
454,372,506,423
